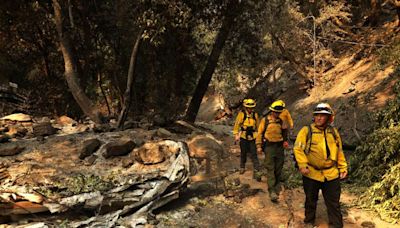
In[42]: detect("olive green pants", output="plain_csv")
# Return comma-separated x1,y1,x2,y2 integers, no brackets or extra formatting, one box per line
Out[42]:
263,142,284,193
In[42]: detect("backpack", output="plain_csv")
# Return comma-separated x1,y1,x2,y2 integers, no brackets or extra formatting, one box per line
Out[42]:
292,125,339,169
239,110,257,139
260,115,284,150
304,125,339,155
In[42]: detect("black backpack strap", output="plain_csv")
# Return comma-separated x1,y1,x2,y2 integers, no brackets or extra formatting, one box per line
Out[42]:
241,110,256,130
324,128,331,159
239,110,246,130
305,125,312,154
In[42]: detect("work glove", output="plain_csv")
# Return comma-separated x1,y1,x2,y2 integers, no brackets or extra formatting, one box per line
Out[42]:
283,141,289,149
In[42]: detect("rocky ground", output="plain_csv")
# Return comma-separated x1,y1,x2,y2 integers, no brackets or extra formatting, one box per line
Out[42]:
0,115,398,227
153,125,399,228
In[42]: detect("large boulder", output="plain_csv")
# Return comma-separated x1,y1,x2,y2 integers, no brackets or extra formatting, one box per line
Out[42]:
186,133,225,175
33,122,57,137
0,143,25,156
186,134,224,160
1,113,32,122
57,115,77,126
79,139,102,159
0,134,10,143
155,128,173,138
134,143,166,165
103,139,136,158
6,125,28,138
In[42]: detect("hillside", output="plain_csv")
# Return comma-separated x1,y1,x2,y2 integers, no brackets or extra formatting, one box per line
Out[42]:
282,24,399,145
198,20,399,146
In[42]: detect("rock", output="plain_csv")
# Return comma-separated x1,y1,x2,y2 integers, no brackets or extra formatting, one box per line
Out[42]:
122,157,134,168
166,120,195,134
155,128,173,138
343,84,356,94
17,193,44,204
37,116,51,123
93,124,112,133
60,124,89,135
344,215,357,224
361,221,375,228
103,139,136,158
134,138,145,147
57,115,77,126
86,155,98,165
0,144,25,156
123,120,139,130
0,135,10,143
33,122,57,137
186,133,224,175
6,126,28,138
1,113,32,122
186,134,224,160
21,122,33,127
0,163,10,182
134,144,167,165
79,139,101,159
224,177,241,189
0,127,8,133
0,201,48,215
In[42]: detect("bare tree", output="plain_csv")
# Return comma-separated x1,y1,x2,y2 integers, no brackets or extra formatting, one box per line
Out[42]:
117,29,144,129
52,0,103,123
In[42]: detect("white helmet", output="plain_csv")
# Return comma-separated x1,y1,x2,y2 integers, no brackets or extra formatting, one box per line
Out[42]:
313,103,333,115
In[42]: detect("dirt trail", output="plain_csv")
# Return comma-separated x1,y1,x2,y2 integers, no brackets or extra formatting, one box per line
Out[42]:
156,133,400,228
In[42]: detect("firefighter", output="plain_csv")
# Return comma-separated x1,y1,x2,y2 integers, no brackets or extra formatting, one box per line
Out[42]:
293,103,348,228
256,101,289,202
233,99,262,181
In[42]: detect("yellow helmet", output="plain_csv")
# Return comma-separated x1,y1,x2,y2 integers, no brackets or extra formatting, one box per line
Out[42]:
275,100,286,108
243,99,256,108
313,103,333,115
269,100,284,112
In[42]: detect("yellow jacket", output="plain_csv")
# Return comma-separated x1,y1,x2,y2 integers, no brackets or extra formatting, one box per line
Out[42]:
293,124,348,182
279,109,294,129
256,114,287,150
233,110,259,140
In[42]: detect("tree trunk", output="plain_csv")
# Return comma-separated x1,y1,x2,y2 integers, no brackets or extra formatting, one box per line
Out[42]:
52,0,102,124
184,0,241,123
395,0,400,27
117,29,143,129
98,73,111,116
367,0,382,26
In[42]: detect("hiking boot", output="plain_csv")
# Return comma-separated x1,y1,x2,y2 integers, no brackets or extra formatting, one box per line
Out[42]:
269,191,278,202
239,168,245,174
253,171,262,182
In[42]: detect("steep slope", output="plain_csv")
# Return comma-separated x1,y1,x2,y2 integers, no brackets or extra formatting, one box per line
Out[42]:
280,25,399,145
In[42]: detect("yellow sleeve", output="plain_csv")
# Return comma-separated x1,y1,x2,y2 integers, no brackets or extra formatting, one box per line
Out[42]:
334,128,348,173
293,126,309,169
256,117,266,149
255,113,260,128
233,112,244,135
286,110,294,129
